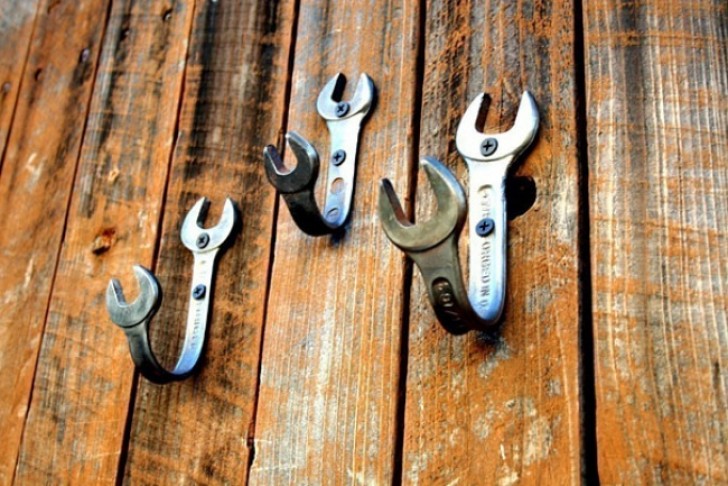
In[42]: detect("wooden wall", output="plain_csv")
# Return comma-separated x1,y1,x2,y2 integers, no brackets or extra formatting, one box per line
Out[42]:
0,0,725,484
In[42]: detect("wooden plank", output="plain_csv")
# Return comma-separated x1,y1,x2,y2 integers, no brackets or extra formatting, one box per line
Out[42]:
121,0,297,483
401,1,583,483
584,0,727,483
248,0,421,482
0,0,109,482
0,0,40,161
12,0,194,483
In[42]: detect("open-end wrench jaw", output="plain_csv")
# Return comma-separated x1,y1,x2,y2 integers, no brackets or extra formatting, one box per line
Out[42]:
264,132,320,194
316,73,375,120
106,265,160,329
180,197,237,252
456,91,539,162
379,157,466,252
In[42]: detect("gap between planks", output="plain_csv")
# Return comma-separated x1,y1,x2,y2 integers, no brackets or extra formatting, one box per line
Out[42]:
244,0,302,480
113,0,199,482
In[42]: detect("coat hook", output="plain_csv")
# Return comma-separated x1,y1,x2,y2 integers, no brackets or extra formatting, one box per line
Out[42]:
264,72,375,236
105,197,238,383
378,92,539,334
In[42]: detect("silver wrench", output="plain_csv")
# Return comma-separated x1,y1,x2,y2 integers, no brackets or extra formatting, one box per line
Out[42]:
456,91,539,324
264,73,375,235
106,197,237,383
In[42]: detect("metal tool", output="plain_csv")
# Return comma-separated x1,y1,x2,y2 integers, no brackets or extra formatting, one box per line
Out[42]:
106,197,237,383
264,73,375,236
379,92,539,334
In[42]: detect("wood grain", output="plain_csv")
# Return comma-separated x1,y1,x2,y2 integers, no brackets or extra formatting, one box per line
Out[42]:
12,0,194,483
248,0,421,482
121,0,296,483
584,0,728,483
0,0,40,162
0,0,107,482
0,0,724,481
401,1,583,483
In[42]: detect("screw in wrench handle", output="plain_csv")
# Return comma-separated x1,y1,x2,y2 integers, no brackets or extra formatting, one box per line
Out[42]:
174,249,219,374
465,160,510,324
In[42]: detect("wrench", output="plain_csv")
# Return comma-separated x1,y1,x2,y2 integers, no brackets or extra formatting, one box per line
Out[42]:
380,157,474,334
379,92,539,333
106,197,237,383
456,91,539,325
264,73,375,235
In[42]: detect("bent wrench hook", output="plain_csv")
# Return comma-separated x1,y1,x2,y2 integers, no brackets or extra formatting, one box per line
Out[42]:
106,197,237,383
379,91,539,334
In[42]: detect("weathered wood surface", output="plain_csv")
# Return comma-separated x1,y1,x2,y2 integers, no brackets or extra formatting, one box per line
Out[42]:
248,0,420,482
0,0,725,483
122,0,296,483
0,0,107,482
401,0,583,483
0,0,39,161
12,0,193,482
584,0,728,483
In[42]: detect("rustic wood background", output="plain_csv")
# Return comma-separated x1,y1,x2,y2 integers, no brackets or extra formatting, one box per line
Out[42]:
0,0,725,484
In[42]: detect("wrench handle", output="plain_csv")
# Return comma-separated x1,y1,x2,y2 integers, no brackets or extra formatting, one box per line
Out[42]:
174,249,219,375
410,239,483,335
466,161,510,324
321,116,365,229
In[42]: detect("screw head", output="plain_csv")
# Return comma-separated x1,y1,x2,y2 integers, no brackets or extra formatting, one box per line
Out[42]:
480,137,498,157
192,284,206,300
331,149,347,166
79,48,91,63
475,218,495,237
335,101,350,117
192,284,207,300
196,232,210,249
